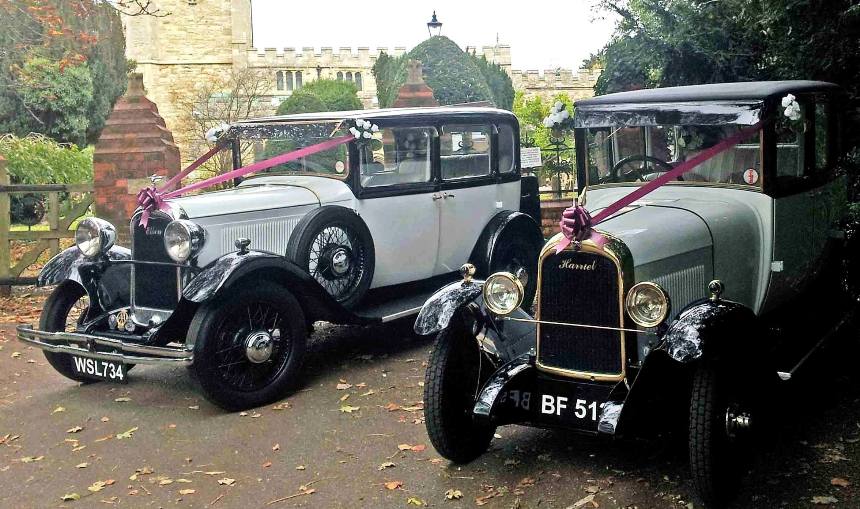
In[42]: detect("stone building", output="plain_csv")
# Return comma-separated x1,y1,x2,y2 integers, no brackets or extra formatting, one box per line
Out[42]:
123,0,599,160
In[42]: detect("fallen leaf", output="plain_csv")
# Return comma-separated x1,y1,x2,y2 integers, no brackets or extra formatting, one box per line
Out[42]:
272,402,291,410
398,444,412,451
66,426,84,434
76,462,88,469
272,443,280,451
445,489,463,500
203,471,226,475
101,417,110,423
295,465,305,471
339,405,360,413
52,406,65,414
11,352,20,358
176,479,192,483
179,489,196,495
407,497,424,506
88,481,108,493
188,405,199,410
61,493,81,501
571,494,596,508
239,412,248,416
340,394,350,402
72,445,86,452
410,444,426,452
19,456,44,463
385,403,401,412
504,458,520,466
336,383,352,390
360,390,376,396
585,485,600,494
475,492,498,506
114,397,131,403
262,461,272,468
115,427,138,440
831,478,851,487
217,478,236,486
812,495,838,505
159,479,174,486
378,462,396,470
385,480,403,490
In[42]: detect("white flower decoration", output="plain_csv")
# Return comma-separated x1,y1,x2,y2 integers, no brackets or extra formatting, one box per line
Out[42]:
781,94,796,108
781,94,802,121
351,118,379,141
205,123,231,143
542,101,572,130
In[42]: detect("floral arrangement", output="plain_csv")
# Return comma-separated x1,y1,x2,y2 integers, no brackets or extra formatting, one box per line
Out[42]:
542,101,572,129
781,94,801,121
349,119,379,140
205,123,231,143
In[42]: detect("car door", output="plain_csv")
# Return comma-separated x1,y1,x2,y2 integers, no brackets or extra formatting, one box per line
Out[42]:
810,95,847,269
767,98,817,308
353,125,440,288
435,123,520,273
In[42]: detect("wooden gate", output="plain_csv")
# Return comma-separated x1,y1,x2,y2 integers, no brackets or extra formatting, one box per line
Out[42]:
0,156,94,296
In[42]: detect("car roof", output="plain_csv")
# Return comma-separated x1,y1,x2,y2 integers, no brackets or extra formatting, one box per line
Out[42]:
575,80,841,107
234,106,516,126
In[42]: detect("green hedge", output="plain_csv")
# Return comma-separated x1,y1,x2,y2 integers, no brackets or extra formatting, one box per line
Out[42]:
0,133,93,185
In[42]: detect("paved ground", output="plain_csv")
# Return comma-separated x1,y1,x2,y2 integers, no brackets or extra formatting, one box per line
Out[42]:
1,316,859,509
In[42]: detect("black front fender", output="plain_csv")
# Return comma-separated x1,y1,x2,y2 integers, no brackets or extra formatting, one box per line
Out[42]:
413,280,483,336
660,298,758,363
38,245,131,287
182,250,369,325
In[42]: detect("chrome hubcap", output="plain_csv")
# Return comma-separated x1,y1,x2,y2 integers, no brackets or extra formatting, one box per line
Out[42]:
244,330,274,363
330,247,351,276
725,404,752,439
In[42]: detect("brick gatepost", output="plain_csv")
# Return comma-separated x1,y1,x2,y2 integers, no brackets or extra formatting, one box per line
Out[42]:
392,60,440,108
93,73,180,245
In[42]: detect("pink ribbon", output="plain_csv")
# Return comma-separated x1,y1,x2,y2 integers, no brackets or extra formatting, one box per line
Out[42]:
137,134,354,228
556,121,765,253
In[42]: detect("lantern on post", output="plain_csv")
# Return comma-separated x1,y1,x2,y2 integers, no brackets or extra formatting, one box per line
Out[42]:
427,11,443,37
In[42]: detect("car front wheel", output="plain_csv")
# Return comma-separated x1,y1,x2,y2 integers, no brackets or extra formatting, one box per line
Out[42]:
188,282,307,411
424,315,496,463
40,281,102,383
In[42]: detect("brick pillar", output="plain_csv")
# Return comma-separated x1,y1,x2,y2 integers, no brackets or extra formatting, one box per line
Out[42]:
540,200,571,238
392,60,439,108
93,73,180,245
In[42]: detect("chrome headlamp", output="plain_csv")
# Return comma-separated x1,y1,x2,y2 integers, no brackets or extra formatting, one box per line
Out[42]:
75,218,116,258
164,220,206,263
625,281,670,328
483,272,524,316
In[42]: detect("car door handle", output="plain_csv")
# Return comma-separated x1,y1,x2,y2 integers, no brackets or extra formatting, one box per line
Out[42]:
432,193,443,201
443,192,455,199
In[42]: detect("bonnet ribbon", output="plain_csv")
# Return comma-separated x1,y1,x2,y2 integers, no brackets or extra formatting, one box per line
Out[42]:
556,120,765,253
137,134,354,228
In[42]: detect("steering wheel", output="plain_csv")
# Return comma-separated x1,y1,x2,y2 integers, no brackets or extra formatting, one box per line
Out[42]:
604,155,674,183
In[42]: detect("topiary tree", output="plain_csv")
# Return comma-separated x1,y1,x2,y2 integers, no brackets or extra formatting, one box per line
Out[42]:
299,79,363,111
373,36,514,109
276,90,328,115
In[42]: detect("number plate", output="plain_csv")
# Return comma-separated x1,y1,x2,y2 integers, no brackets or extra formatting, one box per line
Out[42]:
534,379,611,431
71,356,127,384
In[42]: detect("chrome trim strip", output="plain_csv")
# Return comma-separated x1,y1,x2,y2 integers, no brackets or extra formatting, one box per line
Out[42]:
16,325,193,366
502,316,640,333
380,306,423,323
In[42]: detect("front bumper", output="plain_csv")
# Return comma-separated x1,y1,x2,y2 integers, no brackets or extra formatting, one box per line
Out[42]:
16,325,193,366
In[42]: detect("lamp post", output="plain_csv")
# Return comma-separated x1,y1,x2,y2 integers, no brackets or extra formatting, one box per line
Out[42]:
427,11,442,37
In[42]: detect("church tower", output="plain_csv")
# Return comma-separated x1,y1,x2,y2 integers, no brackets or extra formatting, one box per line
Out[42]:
123,0,253,140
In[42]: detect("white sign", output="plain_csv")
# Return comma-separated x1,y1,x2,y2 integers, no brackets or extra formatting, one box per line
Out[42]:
520,147,542,169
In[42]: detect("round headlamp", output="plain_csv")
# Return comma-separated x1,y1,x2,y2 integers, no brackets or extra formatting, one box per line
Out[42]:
164,220,206,263
483,272,524,316
75,218,116,258
625,282,670,328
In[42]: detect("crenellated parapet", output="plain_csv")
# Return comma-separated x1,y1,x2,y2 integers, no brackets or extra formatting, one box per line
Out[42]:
511,68,602,101
245,46,407,69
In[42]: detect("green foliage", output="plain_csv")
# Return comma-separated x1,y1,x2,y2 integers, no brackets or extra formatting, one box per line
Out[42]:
300,79,363,111
0,134,93,185
512,91,575,150
0,0,127,145
276,90,328,115
595,0,860,105
372,36,514,109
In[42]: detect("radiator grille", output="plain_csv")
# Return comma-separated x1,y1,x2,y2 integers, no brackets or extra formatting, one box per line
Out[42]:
219,216,301,254
537,250,623,377
131,213,178,310
652,265,706,312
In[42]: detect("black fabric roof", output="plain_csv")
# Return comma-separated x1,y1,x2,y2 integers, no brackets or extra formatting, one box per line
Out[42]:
234,106,515,126
575,81,841,107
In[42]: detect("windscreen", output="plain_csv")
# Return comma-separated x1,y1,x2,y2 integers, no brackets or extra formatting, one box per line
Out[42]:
234,121,351,179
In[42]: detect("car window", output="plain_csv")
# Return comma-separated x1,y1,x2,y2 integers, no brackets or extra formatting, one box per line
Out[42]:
814,98,830,172
585,124,761,187
440,124,492,179
240,121,350,180
358,127,433,188
497,123,516,173
774,104,806,181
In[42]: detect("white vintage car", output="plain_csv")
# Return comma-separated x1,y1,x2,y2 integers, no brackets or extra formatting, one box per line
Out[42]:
17,107,544,410
415,81,856,507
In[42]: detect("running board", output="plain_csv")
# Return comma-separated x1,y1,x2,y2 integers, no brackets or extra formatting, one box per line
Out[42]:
776,313,853,381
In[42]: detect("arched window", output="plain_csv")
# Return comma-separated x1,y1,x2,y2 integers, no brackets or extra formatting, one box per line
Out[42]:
275,71,284,91
295,71,303,89
336,71,344,80
354,72,362,91
345,71,353,81
285,71,293,91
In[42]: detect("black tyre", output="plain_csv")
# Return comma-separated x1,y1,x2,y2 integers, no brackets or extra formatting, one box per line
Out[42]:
424,316,496,463
489,232,539,310
41,282,101,383
287,206,375,310
689,363,748,506
188,282,307,411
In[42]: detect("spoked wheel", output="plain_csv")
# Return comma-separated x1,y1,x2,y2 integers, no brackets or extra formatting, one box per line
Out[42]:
424,313,496,463
189,282,307,411
41,281,101,383
287,206,375,309
689,362,753,507
489,234,539,310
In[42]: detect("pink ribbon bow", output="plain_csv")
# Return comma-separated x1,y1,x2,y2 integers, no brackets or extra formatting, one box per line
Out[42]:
136,186,170,229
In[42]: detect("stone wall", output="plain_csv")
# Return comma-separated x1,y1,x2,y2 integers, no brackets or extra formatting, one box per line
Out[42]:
511,68,603,103
93,74,180,244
